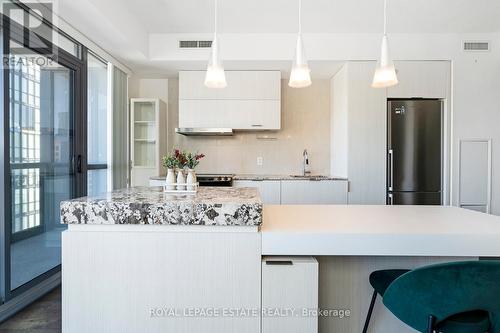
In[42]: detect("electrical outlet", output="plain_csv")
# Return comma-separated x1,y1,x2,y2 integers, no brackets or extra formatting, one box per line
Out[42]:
257,157,263,166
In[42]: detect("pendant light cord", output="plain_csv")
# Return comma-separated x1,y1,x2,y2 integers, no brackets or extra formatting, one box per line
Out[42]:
298,0,302,34
214,0,218,36
383,0,387,35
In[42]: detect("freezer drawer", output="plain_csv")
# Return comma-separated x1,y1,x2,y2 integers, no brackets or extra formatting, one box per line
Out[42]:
388,192,441,205
262,257,318,333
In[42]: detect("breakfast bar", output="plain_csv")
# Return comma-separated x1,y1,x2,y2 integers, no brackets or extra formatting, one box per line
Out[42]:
61,187,500,333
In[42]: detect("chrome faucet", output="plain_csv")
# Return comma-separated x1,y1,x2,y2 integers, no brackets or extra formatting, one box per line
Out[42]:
303,149,311,176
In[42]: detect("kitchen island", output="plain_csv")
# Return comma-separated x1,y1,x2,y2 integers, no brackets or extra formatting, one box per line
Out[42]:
61,188,500,333
61,187,263,333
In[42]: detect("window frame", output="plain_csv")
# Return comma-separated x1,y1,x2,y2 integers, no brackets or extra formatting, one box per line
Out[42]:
0,8,87,302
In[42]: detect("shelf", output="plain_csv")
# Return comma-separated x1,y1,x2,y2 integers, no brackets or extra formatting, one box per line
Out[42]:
134,121,156,124
134,139,156,143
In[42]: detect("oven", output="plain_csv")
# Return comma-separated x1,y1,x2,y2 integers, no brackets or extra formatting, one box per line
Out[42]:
196,174,234,187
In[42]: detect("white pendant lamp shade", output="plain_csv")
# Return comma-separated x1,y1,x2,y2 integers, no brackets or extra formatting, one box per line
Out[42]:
204,36,227,88
205,0,227,89
372,35,398,88
289,0,311,88
372,0,398,88
289,34,312,88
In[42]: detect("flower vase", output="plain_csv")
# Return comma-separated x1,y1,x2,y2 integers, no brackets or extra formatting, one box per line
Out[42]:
176,169,186,190
165,168,175,191
186,169,197,191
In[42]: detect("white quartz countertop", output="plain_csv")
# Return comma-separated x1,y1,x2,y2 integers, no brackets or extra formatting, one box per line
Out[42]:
261,205,500,257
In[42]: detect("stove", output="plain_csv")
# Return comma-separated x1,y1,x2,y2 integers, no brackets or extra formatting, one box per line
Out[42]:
196,174,234,187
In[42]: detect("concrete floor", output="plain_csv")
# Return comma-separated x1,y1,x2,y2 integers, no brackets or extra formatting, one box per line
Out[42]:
0,287,61,333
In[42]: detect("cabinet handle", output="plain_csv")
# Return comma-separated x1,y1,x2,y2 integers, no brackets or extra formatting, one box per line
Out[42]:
251,124,263,127
265,260,293,266
388,193,394,205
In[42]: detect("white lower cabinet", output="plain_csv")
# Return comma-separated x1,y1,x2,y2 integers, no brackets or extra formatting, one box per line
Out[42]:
233,180,281,204
280,180,348,204
262,257,318,333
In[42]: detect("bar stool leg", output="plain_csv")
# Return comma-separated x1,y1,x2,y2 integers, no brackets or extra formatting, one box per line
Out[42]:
362,290,378,333
427,315,436,333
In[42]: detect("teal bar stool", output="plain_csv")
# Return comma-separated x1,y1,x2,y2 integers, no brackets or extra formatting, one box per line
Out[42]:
362,261,500,333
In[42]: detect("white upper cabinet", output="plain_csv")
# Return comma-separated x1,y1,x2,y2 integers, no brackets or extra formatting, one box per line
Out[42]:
388,61,450,99
178,71,281,130
179,71,281,100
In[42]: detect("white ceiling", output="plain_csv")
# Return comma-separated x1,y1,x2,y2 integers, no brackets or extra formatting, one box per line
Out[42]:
55,0,500,75
119,0,500,34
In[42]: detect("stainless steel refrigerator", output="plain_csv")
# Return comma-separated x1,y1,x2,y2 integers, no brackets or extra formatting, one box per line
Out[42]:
387,99,443,205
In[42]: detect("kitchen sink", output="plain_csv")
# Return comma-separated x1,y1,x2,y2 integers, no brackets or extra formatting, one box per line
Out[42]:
289,175,330,180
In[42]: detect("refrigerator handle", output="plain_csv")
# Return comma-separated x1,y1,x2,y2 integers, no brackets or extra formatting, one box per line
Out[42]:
388,149,394,191
388,193,393,205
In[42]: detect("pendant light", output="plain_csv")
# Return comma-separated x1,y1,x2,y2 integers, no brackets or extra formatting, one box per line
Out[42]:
372,0,398,88
205,0,227,88
289,0,311,88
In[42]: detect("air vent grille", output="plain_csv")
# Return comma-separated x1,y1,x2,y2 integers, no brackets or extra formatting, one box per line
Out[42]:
463,41,490,52
179,40,213,49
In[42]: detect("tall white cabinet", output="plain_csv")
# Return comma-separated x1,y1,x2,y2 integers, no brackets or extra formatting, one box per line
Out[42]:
130,98,168,186
331,62,387,204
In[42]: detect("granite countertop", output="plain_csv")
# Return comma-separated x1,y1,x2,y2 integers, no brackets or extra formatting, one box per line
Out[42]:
60,187,262,226
150,175,348,181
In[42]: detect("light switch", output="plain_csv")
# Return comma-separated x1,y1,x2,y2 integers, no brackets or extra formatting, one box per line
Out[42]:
257,157,263,166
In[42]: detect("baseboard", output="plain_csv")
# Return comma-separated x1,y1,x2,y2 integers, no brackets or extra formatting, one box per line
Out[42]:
0,272,61,323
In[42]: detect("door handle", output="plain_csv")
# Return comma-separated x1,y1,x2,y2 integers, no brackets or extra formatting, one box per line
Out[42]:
76,155,82,173
388,149,394,191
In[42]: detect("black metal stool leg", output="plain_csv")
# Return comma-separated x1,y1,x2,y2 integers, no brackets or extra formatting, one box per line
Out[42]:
427,315,436,333
362,290,378,333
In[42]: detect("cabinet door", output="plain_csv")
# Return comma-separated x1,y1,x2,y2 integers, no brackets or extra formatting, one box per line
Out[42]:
262,257,318,333
459,140,491,210
280,180,348,204
179,100,280,130
179,71,280,100
388,61,450,98
233,180,281,204
345,62,387,205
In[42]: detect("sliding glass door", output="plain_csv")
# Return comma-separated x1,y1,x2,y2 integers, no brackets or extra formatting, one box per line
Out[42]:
1,9,86,300
9,47,76,290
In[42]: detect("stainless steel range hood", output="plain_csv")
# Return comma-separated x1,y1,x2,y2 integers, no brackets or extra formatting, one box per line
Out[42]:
175,128,234,136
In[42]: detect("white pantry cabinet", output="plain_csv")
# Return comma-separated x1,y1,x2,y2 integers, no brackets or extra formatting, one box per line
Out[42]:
233,180,281,204
178,70,281,130
280,180,348,205
389,61,450,99
331,62,387,205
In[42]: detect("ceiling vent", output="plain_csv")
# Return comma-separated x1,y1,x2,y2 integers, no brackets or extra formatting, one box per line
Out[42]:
179,40,213,49
463,41,490,52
